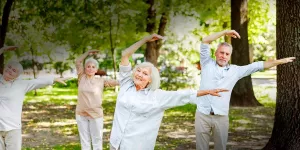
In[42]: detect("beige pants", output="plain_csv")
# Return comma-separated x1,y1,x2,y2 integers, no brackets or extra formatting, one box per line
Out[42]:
0,129,22,150
195,112,229,150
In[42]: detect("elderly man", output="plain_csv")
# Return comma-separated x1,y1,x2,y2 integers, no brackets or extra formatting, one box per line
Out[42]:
194,30,295,150
0,46,69,150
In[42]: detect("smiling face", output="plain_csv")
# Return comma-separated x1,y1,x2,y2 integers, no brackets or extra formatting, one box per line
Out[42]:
133,67,152,90
84,62,98,76
3,63,20,81
215,45,232,67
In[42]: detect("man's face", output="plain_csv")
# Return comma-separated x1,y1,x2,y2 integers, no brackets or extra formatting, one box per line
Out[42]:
215,45,232,67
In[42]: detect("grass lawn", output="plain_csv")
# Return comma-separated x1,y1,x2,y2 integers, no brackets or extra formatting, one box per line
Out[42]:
22,85,275,150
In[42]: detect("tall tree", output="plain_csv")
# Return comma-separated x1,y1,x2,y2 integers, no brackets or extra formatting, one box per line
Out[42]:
0,0,14,73
230,0,261,106
263,0,300,149
145,0,169,66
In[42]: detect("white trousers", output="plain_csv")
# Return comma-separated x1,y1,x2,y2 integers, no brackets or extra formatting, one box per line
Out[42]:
195,112,229,150
0,129,22,150
76,115,104,150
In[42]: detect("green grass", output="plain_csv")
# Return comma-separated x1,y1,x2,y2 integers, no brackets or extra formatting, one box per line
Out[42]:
22,85,276,150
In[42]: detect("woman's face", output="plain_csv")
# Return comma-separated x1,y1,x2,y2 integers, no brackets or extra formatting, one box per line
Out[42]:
134,67,152,90
3,64,20,81
84,62,98,76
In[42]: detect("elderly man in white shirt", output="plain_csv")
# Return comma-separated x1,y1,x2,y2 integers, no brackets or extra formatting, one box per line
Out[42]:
0,46,69,150
109,34,229,150
195,30,296,150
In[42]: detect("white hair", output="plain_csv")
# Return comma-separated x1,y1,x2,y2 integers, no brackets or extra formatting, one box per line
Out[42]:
217,42,233,53
84,58,99,70
132,62,160,90
5,60,23,76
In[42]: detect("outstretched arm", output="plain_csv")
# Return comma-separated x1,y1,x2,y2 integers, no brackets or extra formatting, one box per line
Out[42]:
0,46,18,55
197,89,229,97
263,57,296,69
202,30,240,44
120,34,164,66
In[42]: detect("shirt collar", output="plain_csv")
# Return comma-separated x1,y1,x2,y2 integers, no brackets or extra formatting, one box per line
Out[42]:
215,62,230,71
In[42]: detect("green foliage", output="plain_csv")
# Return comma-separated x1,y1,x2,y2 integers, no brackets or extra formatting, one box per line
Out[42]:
160,66,196,90
53,61,70,77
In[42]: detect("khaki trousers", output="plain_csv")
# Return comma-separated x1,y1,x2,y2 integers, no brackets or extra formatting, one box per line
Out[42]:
195,112,229,150
0,129,22,150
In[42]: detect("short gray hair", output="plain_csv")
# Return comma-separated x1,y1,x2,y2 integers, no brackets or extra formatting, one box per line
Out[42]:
84,58,99,70
132,62,160,90
217,42,233,53
5,60,23,76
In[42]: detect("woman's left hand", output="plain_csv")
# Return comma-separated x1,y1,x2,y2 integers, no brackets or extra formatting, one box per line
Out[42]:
54,77,72,85
208,89,229,97
143,34,165,42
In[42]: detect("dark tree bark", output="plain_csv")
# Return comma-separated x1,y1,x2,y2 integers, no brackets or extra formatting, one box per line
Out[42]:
0,0,14,74
230,0,261,106
263,0,300,149
145,0,167,67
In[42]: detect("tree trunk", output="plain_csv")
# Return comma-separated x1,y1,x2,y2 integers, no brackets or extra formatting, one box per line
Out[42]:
263,0,300,149
0,0,14,74
145,0,168,67
30,46,37,96
145,0,158,66
230,0,261,106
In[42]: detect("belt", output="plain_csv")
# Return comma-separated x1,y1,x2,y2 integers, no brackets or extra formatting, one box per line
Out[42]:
210,111,215,115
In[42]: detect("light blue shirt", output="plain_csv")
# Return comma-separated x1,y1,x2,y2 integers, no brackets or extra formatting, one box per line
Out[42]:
110,64,197,150
195,43,264,115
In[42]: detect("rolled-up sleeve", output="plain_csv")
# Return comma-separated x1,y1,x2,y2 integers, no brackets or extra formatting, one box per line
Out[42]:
24,77,55,92
238,61,264,79
200,43,213,66
156,89,197,110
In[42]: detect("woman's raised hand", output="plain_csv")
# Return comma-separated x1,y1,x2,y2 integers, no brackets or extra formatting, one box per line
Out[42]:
143,34,165,42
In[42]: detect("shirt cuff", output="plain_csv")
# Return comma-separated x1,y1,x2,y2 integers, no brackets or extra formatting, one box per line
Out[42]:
257,61,264,71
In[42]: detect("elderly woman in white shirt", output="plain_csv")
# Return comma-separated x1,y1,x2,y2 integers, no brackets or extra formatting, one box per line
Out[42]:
109,34,228,150
75,50,119,150
0,46,69,150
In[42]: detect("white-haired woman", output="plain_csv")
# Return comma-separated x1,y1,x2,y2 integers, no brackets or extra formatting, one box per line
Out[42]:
109,34,228,150
0,46,69,150
75,50,119,150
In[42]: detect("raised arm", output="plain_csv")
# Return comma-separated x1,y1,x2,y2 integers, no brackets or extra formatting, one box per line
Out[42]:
202,30,240,44
75,50,99,75
120,34,164,66
263,57,296,69
75,50,99,65
0,46,18,55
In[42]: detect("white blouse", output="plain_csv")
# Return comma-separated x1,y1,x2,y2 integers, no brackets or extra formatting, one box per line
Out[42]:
0,75,54,131
110,64,197,150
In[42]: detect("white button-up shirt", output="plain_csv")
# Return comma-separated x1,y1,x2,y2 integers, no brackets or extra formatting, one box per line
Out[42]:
0,75,54,131
194,43,264,115
110,64,197,150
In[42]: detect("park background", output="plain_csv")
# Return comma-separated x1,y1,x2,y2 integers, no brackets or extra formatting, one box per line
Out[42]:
0,0,299,149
